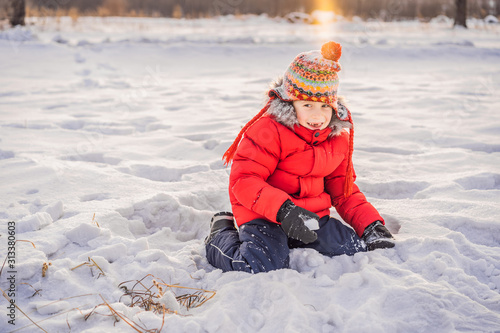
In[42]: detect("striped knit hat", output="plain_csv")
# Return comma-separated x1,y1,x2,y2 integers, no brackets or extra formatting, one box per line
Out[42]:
270,41,343,113
223,41,355,197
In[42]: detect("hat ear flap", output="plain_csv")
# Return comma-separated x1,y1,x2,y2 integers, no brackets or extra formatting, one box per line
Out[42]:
269,77,294,102
336,102,350,121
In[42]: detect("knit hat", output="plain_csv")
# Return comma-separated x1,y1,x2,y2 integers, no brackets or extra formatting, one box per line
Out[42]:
223,41,355,197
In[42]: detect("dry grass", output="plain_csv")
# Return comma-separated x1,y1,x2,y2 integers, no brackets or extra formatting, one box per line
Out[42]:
19,282,42,297
70,257,106,278
9,294,96,333
91,213,100,228
82,274,216,332
0,254,215,332
0,286,49,332
0,227,214,332
3,288,171,333
41,262,51,277
85,294,161,333
0,240,36,277
118,274,216,314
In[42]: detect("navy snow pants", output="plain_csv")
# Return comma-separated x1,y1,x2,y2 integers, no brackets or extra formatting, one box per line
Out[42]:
205,216,367,273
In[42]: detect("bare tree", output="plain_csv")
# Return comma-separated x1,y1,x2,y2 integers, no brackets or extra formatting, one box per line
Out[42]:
10,0,25,26
454,0,467,28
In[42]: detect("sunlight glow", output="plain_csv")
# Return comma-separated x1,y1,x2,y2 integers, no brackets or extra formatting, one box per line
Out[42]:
311,0,339,41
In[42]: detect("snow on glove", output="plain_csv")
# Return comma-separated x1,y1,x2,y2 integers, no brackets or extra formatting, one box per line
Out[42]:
277,200,318,244
362,221,395,251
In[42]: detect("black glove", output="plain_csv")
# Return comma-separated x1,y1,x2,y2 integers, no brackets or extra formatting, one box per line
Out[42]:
276,200,318,244
362,221,395,251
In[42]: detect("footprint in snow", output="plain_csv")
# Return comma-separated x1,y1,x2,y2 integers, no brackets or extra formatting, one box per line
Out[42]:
117,164,209,182
452,143,500,154
177,134,220,150
43,104,67,110
164,105,186,112
358,180,431,200
436,216,500,248
59,119,85,130
74,53,86,63
97,63,116,71
383,214,402,235
116,193,207,236
80,193,111,202
0,149,15,159
454,173,500,190
75,69,91,76
203,139,220,150
60,152,122,165
178,133,213,142
357,146,419,156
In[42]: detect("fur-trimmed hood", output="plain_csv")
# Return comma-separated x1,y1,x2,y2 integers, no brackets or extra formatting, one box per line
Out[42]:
266,77,352,137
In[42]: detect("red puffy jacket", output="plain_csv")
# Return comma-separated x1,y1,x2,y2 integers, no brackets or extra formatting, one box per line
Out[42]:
228,114,383,237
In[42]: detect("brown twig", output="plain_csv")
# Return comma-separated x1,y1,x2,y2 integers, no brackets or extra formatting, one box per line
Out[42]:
10,305,91,333
18,282,42,297
0,287,48,333
70,262,87,271
41,262,50,277
0,240,36,277
99,294,157,333
89,258,105,277
70,257,105,278
83,296,159,332
119,274,216,315
66,313,71,332
83,303,116,321
91,213,100,228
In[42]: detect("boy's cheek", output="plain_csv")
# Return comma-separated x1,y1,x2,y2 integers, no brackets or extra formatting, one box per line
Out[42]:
296,115,307,127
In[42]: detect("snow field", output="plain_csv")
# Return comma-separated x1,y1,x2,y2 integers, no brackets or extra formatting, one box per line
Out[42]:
0,15,500,332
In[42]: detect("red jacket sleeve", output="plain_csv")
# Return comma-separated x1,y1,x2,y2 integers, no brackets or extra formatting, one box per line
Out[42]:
230,118,290,222
324,135,384,237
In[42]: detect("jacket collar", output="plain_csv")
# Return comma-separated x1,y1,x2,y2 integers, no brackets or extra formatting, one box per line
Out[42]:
293,125,332,146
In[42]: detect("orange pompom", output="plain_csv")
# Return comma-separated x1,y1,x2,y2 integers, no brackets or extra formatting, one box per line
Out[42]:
321,41,342,62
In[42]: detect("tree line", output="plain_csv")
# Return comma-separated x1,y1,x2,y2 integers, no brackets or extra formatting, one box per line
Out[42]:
2,0,498,27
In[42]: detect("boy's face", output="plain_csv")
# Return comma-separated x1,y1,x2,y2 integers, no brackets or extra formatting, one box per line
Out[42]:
293,100,334,131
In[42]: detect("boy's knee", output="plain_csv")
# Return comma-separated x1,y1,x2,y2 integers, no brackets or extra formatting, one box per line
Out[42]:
205,228,253,273
241,242,290,273
239,220,290,273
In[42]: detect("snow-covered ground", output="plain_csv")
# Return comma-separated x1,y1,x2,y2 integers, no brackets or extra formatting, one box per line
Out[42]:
1,15,500,333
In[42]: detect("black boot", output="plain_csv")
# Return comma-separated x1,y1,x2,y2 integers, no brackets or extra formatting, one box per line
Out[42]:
362,221,395,251
205,212,236,245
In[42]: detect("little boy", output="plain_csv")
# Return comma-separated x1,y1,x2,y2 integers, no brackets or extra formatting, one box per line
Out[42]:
206,41,395,273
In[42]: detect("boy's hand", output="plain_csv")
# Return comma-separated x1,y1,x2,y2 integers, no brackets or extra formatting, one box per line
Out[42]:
362,221,395,251
277,200,318,244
